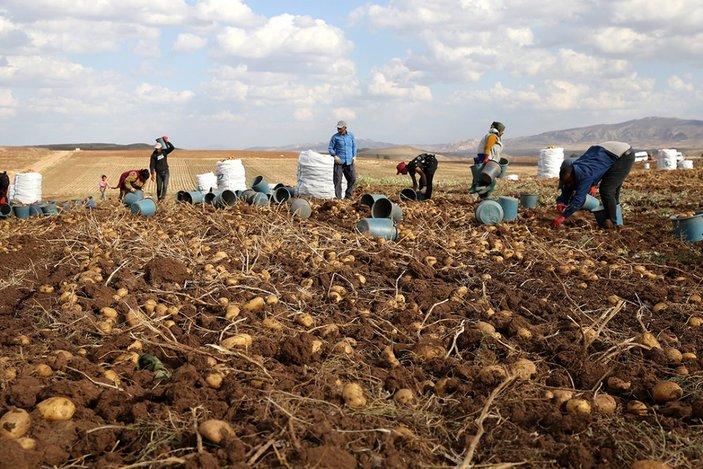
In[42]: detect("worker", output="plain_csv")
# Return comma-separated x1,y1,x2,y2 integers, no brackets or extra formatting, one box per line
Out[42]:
471,121,506,199
553,142,635,229
114,168,150,201
396,153,438,199
0,171,9,204
150,136,175,201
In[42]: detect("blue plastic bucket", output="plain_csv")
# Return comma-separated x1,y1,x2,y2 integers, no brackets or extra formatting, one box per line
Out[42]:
13,204,29,219
204,192,217,204
670,212,703,243
0,203,12,218
29,203,45,217
123,190,144,206
399,188,417,201
359,193,387,208
356,218,398,241
289,198,312,219
213,189,236,208
251,175,270,194
480,160,502,185
581,194,600,211
41,201,58,215
592,205,623,227
176,191,186,202
519,193,538,209
371,198,403,221
183,191,204,204
470,164,484,185
498,196,518,222
475,199,504,225
499,158,509,178
130,198,157,217
272,186,292,204
249,192,269,206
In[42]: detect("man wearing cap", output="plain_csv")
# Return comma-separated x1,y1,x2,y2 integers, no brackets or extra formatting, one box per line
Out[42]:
149,136,175,201
470,121,506,198
328,120,357,199
396,153,438,199
553,141,635,229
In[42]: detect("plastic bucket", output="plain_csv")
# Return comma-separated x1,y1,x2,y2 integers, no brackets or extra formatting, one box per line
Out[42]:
470,164,484,185
592,205,623,227
13,204,29,219
0,203,12,218
29,203,45,217
41,201,58,215
643,163,651,169
176,191,185,202
399,188,417,201
670,212,703,243
248,192,269,206
498,196,518,222
356,218,398,241
359,193,387,208
480,160,502,185
204,192,217,205
251,175,270,194
183,191,204,204
371,198,403,221
519,193,538,209
123,190,144,207
130,198,157,217
289,198,312,219
475,200,504,225
499,158,509,178
213,189,236,208
272,186,292,204
156,137,166,148
581,194,600,211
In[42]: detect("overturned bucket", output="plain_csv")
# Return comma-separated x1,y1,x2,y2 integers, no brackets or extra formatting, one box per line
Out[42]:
251,175,270,194
399,188,426,201
289,198,312,219
123,190,144,207
182,190,204,204
357,218,398,241
41,201,58,216
213,189,237,208
519,193,538,209
475,199,504,226
13,204,29,219
248,192,269,206
498,196,518,222
131,198,157,217
592,205,623,227
670,212,703,243
359,193,387,208
371,198,403,221
204,192,217,205
272,186,292,204
0,203,12,218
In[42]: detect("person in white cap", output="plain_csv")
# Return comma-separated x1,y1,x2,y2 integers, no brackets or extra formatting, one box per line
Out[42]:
328,120,357,199
149,136,175,201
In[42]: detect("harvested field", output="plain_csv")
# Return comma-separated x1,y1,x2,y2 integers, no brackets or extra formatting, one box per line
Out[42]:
0,154,702,468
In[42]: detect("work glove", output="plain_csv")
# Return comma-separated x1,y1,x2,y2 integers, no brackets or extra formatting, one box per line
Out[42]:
556,203,567,214
163,135,168,142
589,186,597,196
552,216,566,229
483,156,489,164
333,156,342,165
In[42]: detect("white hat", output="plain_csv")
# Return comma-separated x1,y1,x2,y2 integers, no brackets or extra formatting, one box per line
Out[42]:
154,143,162,150
336,120,347,129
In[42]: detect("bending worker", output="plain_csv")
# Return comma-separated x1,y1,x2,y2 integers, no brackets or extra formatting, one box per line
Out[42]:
396,153,438,199
114,168,150,201
471,121,506,198
553,141,635,229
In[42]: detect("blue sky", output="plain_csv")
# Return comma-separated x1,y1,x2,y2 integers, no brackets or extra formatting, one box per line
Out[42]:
0,0,701,149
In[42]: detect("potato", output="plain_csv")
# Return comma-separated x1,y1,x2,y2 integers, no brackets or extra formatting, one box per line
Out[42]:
296,313,314,328
416,345,445,361
631,461,672,469
100,307,119,319
205,372,224,389
594,394,617,414
627,400,648,416
663,348,683,364
382,346,401,368
651,381,683,403
225,305,240,320
687,317,702,327
393,388,414,406
0,408,31,439
16,437,37,450
154,303,169,316
266,295,279,305
550,390,574,406
104,370,119,382
34,363,53,377
36,397,76,421
652,302,668,313
476,321,496,335
143,299,157,314
637,332,661,349
681,352,697,361
607,376,631,393
199,419,235,444
242,297,265,312
607,295,620,305
262,317,283,331
516,327,533,340
342,383,367,408
116,287,129,298
311,340,323,354
96,319,114,334
333,340,354,355
510,359,537,380
565,398,591,415
38,284,54,294
220,334,253,349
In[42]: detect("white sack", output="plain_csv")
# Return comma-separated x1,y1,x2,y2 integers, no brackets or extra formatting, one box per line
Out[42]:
657,149,677,171
296,150,346,199
195,172,218,194
215,159,247,191
13,172,42,204
537,147,564,179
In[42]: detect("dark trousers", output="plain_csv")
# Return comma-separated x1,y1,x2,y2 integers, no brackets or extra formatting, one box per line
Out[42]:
600,151,635,224
420,159,438,199
333,163,356,199
156,170,169,201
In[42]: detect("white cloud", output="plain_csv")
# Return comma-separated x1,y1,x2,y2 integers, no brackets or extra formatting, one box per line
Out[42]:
667,75,694,92
173,33,207,52
367,60,432,101
193,0,261,25
0,89,17,107
135,83,194,103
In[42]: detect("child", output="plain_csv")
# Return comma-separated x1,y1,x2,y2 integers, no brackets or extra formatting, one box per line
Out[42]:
98,175,109,200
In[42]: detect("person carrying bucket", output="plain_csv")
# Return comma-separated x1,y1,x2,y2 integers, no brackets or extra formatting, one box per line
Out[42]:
396,153,438,199
113,169,150,201
328,121,357,200
470,121,506,199
150,136,175,201
553,141,635,229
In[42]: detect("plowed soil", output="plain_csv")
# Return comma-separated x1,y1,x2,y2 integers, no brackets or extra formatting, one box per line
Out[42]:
0,166,701,469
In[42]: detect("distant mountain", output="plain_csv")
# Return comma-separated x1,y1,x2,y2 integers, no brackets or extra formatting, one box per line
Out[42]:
38,143,154,151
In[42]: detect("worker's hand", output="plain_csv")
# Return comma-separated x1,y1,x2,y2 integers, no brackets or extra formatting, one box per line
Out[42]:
163,135,168,142
552,216,566,229
418,187,427,194
130,188,135,193
333,156,342,165
589,186,597,196
556,203,567,214
483,156,489,164
150,174,155,181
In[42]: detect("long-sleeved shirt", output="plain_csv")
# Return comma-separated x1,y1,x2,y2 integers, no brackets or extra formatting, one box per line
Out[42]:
476,129,503,162
149,141,175,174
328,131,356,165
557,145,620,218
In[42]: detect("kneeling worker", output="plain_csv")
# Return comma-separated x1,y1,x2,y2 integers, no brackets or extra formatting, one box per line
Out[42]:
553,141,635,229
396,153,438,199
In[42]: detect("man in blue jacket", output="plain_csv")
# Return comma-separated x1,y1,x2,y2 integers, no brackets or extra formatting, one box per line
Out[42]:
328,120,357,199
553,141,634,229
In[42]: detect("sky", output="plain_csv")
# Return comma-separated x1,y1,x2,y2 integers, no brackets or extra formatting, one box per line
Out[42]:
0,0,702,149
